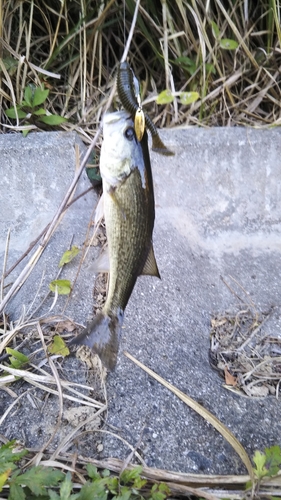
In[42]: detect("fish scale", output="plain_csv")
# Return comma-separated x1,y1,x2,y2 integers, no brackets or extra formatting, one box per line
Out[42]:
103,164,154,316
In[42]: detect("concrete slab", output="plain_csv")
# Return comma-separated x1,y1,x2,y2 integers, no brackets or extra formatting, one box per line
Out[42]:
0,131,99,324
1,127,281,476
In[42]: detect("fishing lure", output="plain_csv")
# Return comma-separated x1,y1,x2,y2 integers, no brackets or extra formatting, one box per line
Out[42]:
117,62,174,156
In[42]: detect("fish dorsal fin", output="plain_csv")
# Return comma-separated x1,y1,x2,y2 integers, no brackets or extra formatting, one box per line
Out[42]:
141,245,161,278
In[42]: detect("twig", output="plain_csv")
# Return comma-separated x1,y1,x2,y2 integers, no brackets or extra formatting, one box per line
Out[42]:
124,351,255,485
30,323,64,466
1,187,94,284
1,230,10,305
237,307,275,352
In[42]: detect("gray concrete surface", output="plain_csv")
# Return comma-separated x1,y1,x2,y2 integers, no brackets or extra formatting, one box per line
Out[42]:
1,128,281,476
0,131,99,324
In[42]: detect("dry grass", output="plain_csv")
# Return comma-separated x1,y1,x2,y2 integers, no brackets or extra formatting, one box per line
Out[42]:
210,276,281,399
1,0,281,138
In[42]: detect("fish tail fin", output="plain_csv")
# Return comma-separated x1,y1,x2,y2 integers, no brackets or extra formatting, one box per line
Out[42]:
151,134,174,156
68,312,123,371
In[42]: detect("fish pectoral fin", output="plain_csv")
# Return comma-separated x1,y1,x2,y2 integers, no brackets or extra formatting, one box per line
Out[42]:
68,312,122,371
88,247,110,274
141,245,161,278
108,190,127,220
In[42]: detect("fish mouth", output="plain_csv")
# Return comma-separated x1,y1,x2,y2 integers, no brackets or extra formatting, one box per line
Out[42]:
102,110,131,126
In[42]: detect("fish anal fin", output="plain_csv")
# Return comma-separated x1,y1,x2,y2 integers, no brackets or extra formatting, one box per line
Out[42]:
141,245,161,278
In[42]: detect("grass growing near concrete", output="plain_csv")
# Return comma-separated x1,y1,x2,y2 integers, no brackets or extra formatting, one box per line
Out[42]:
1,0,281,137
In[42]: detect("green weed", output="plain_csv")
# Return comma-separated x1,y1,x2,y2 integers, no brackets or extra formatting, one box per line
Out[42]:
0,441,170,500
5,85,67,136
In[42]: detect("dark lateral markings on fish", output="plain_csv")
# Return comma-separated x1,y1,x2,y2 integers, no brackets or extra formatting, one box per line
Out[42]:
69,110,160,371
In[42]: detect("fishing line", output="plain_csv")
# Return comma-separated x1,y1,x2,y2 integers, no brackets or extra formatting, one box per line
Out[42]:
121,0,141,63
123,0,126,49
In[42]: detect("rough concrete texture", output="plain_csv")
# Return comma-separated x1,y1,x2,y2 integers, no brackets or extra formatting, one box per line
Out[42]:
1,128,281,476
0,131,99,324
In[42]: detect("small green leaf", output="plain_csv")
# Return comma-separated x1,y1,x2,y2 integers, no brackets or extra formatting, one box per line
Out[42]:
48,336,69,357
120,466,143,485
179,91,199,105
151,492,167,500
220,38,239,50
205,63,216,75
33,108,46,116
0,441,27,473
156,89,174,105
253,450,268,479
22,128,30,138
59,246,80,267
48,490,61,500
13,466,64,496
133,475,146,489
79,481,107,500
174,56,197,75
0,468,11,492
1,57,18,75
107,476,118,494
39,114,68,125
58,472,73,499
9,482,26,500
211,20,220,39
49,279,72,295
114,487,131,500
32,87,49,107
6,348,29,369
5,107,27,119
24,86,33,107
264,445,281,476
101,469,110,478
150,482,170,500
86,464,100,480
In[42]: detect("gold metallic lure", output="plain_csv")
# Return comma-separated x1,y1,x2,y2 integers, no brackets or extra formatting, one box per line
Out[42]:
134,107,145,141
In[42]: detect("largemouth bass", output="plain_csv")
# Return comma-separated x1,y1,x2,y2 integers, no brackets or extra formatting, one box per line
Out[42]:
70,110,160,370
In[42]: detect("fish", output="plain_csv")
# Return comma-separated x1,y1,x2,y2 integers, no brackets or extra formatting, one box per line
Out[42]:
117,61,174,156
69,110,160,370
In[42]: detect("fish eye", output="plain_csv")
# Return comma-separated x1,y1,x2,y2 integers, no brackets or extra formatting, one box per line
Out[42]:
124,126,135,141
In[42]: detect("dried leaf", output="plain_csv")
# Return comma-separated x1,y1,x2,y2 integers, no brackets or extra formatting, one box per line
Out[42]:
224,368,237,386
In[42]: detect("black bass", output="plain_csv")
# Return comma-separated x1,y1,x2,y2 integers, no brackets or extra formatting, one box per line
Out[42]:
70,110,160,370
117,62,174,156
